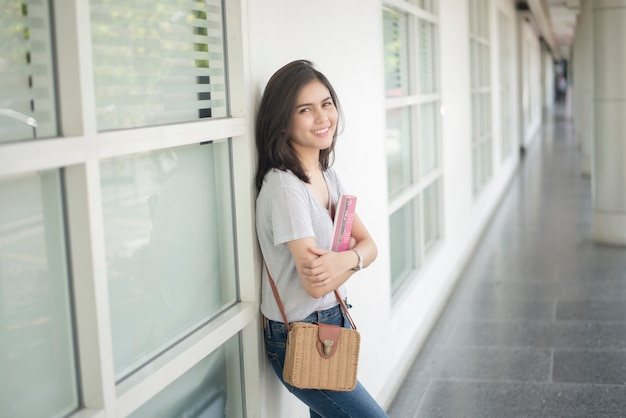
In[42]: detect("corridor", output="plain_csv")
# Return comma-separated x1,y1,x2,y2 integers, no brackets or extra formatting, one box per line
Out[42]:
388,106,626,417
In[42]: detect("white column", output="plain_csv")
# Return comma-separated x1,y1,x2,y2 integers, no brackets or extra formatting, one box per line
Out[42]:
592,0,626,245
572,13,582,143
577,0,593,176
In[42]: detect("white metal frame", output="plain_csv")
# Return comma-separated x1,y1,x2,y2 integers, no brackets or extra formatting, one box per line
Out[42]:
383,1,443,300
0,0,260,416
469,0,494,196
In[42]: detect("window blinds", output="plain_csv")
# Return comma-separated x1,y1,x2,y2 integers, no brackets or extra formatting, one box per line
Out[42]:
90,0,227,131
383,7,409,98
0,0,58,143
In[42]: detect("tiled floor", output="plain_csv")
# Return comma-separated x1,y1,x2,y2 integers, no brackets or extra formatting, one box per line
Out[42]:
387,106,626,418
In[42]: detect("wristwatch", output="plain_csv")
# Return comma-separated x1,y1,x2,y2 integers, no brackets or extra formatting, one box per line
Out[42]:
351,249,363,271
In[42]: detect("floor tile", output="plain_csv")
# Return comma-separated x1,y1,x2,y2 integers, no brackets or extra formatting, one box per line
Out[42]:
553,350,626,385
445,297,556,322
409,346,552,382
556,300,626,322
448,320,626,350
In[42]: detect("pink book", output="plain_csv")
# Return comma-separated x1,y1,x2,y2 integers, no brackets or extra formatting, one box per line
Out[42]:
331,194,357,252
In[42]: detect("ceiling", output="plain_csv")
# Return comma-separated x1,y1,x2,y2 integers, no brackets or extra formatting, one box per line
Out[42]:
545,0,580,60
520,0,580,61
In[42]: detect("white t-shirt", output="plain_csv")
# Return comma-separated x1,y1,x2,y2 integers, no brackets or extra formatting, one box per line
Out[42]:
257,168,348,322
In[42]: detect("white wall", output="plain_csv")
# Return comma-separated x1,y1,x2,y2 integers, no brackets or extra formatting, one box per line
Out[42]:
246,0,538,416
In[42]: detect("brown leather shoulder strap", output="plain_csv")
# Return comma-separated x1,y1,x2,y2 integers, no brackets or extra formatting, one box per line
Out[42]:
265,263,291,331
334,290,357,330
264,262,358,331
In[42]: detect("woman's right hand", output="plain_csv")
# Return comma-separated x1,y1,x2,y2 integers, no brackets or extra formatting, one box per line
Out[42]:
287,237,355,298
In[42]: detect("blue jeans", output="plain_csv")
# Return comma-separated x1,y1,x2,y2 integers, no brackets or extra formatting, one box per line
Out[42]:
263,304,389,418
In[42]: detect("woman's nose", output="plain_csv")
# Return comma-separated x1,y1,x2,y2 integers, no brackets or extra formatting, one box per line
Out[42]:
314,108,329,122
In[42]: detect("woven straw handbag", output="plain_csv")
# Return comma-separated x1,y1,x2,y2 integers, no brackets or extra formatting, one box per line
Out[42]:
266,265,360,391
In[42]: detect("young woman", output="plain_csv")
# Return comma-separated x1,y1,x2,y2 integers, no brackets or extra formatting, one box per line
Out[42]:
255,60,388,417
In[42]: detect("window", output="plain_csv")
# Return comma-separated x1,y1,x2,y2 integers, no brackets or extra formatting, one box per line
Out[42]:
383,2,442,297
403,0,437,12
499,10,514,161
101,141,237,380
386,107,413,198
0,0,254,416
383,8,409,99
0,0,58,143
389,200,416,290
469,0,493,195
128,334,243,417
0,171,79,418
90,0,228,131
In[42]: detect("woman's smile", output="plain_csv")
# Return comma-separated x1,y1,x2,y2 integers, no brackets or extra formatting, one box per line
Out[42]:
314,126,331,135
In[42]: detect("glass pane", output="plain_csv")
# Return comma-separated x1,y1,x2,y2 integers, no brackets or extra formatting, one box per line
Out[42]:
389,202,416,293
479,93,486,137
383,7,410,98
420,0,437,14
0,171,79,418
91,0,228,131
501,89,511,159
386,107,413,198
0,0,58,143
486,92,492,138
404,0,437,13
471,94,478,143
484,139,493,183
101,142,237,379
418,19,436,94
482,43,487,85
482,43,488,86
479,0,489,38
129,334,243,418
422,181,440,250
499,10,512,161
469,40,477,88
472,144,480,194
480,141,488,187
419,102,438,176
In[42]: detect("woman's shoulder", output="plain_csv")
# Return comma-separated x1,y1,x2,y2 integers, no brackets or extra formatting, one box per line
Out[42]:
263,169,301,187
259,169,307,199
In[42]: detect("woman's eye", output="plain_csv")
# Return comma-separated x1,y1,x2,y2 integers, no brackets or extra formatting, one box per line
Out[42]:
323,101,333,107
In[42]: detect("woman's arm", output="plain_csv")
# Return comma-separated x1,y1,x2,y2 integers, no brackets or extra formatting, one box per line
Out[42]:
287,212,377,299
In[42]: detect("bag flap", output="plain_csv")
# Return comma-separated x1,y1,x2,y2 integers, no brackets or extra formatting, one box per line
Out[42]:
316,323,341,359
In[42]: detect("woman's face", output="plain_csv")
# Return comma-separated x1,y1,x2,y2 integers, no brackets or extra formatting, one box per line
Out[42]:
288,79,338,157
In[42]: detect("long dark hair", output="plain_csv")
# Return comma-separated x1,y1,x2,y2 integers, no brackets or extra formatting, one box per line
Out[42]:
255,60,344,192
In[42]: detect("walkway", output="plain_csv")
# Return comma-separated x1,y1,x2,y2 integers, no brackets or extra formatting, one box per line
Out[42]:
388,106,626,417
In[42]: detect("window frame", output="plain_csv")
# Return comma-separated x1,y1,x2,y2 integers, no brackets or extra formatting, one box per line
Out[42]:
383,0,444,300
0,0,260,416
498,9,514,162
469,0,494,196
